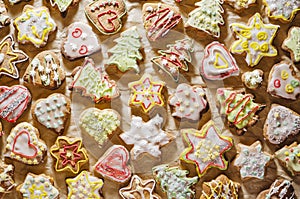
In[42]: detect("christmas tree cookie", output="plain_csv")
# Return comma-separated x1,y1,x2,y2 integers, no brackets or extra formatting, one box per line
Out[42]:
282,26,300,62
152,38,193,82
107,26,143,73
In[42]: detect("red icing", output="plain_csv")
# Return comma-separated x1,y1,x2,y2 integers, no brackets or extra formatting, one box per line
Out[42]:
12,130,38,159
79,45,88,55
59,143,82,167
97,10,118,33
274,79,281,88
72,28,82,38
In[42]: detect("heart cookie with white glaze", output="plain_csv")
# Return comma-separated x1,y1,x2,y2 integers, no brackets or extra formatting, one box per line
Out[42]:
94,145,131,183
79,108,120,146
0,85,31,123
23,51,66,90
5,122,47,165
62,22,101,60
32,93,71,134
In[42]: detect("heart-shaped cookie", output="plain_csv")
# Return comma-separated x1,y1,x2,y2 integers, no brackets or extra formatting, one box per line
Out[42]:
201,41,240,80
5,122,47,165
0,85,31,123
69,57,119,103
32,93,71,134
94,145,131,183
23,50,66,89
79,108,120,146
62,22,101,60
84,0,127,35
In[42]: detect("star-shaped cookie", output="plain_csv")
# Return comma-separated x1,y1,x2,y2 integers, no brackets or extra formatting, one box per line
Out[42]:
225,0,256,11
66,171,103,199
129,74,165,113
0,35,28,79
120,114,174,160
234,141,271,179
230,13,279,67
119,175,160,199
180,120,233,177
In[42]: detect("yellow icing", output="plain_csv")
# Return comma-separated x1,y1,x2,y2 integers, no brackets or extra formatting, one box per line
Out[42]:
263,0,300,22
281,70,289,80
285,84,294,93
214,52,228,69
0,40,18,74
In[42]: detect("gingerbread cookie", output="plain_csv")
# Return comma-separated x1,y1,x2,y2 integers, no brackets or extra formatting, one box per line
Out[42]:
119,175,160,199
180,120,233,177
142,3,182,41
94,145,131,183
50,0,80,15
216,88,263,132
224,0,257,12
201,41,240,80
241,69,263,89
120,114,174,160
8,0,30,4
0,35,28,79
230,13,279,67
79,108,121,146
85,0,126,35
168,83,207,121
256,179,296,199
186,0,224,38
0,1,10,28
234,141,271,180
14,5,57,48
0,85,31,123
275,142,300,176
66,171,104,199
62,22,101,60
264,104,300,145
23,51,65,89
108,26,142,73
5,122,47,165
152,164,198,199
267,60,300,100
69,57,119,103
50,136,88,174
32,93,71,134
128,74,165,113
263,0,300,22
152,38,193,82
18,173,59,199
0,160,15,198
282,27,300,63
200,174,240,199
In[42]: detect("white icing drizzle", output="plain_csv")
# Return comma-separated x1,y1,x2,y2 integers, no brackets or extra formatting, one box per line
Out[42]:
266,179,295,199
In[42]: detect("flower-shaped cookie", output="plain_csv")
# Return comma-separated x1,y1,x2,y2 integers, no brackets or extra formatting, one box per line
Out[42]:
282,26,300,62
50,136,88,174
230,13,279,67
263,0,300,22
180,120,233,177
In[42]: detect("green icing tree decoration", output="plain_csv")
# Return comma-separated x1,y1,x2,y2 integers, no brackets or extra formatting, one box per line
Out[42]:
107,26,143,73
186,0,224,38
152,164,198,199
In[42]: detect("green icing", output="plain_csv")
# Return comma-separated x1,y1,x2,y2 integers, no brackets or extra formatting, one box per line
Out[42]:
50,0,73,12
275,143,300,176
284,27,300,62
108,26,142,73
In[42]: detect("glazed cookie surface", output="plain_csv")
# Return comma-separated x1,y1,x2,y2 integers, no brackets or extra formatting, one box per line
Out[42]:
256,179,296,199
0,1,10,28
14,5,57,48
241,69,263,89
263,0,300,22
50,0,80,13
282,26,300,62
224,0,257,12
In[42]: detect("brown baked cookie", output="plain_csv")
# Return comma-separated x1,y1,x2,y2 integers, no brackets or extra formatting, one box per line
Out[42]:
0,160,15,198
241,69,264,90
200,174,240,199
50,0,80,16
23,51,66,89
142,3,182,41
0,1,10,28
85,0,127,35
256,179,296,199
31,93,71,135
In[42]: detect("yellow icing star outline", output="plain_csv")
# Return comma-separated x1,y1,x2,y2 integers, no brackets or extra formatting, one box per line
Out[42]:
230,13,279,67
14,6,55,46
263,0,300,22
66,171,103,199
0,41,18,74
50,136,88,174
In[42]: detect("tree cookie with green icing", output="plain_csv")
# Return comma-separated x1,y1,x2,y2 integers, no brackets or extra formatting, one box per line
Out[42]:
275,142,300,176
69,57,119,103
107,26,143,73
282,26,300,63
152,164,198,199
216,88,264,134
23,50,66,90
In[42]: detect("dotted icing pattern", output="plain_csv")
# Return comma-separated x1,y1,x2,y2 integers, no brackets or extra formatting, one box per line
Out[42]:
263,0,300,22
180,120,233,177
230,13,279,67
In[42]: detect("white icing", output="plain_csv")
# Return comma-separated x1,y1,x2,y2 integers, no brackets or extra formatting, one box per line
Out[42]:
50,0,73,13
0,53,4,64
266,179,294,199
264,0,300,21
120,114,173,160
243,69,263,89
